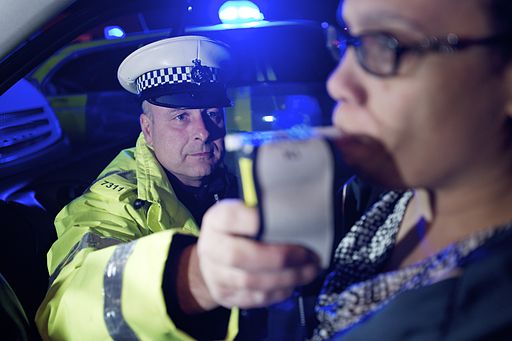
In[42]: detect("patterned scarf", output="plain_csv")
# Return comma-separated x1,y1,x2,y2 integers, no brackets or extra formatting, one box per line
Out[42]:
312,190,512,340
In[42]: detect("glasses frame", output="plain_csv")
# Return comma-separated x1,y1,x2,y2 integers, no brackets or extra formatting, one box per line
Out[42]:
327,26,512,77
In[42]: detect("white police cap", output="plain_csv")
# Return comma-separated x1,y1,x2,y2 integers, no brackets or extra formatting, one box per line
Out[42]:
118,35,231,108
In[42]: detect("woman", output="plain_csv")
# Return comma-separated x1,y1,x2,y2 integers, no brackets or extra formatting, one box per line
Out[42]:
196,0,512,339
312,0,512,339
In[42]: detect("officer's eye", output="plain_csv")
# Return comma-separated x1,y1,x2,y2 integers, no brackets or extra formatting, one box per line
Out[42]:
207,110,223,123
173,112,189,121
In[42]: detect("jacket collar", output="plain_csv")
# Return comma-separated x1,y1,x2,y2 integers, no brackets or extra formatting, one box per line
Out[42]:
133,133,200,232
134,132,173,204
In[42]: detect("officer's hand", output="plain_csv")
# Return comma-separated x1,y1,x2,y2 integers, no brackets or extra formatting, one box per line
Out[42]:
197,199,320,308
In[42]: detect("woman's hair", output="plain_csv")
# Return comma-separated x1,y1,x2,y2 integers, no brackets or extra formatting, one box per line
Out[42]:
483,0,512,61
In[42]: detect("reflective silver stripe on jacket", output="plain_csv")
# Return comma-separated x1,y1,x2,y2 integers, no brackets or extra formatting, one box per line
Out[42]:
103,241,138,340
49,232,122,286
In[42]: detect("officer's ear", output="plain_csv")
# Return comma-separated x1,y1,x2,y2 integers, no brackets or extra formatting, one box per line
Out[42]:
140,112,154,147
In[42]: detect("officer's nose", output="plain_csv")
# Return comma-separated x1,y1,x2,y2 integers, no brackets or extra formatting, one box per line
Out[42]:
192,113,210,142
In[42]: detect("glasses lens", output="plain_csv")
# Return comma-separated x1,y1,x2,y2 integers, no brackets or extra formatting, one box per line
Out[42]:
357,33,398,76
326,25,346,61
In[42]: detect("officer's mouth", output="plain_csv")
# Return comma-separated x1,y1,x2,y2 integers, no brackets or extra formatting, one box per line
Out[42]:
188,151,212,158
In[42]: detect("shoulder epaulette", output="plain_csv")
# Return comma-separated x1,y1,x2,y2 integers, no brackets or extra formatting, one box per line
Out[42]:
89,170,137,200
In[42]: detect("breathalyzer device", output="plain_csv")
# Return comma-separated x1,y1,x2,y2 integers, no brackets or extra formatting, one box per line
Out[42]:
225,126,341,268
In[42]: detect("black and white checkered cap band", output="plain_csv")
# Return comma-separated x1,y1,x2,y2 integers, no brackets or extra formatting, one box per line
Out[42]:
135,66,220,94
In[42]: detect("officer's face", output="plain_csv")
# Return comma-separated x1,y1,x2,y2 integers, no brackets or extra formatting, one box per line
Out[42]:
140,101,226,187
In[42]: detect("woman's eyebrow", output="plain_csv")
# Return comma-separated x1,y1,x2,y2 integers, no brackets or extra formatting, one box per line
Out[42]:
343,10,425,33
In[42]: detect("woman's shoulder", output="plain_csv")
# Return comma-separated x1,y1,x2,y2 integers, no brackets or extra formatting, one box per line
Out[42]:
334,227,512,341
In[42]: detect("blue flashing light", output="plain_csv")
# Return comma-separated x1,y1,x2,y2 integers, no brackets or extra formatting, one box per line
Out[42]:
262,115,276,123
218,1,264,24
104,26,126,40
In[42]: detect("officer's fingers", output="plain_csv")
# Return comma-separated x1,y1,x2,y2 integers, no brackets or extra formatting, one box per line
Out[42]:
204,258,319,292
219,288,295,309
199,232,319,271
201,199,259,237
199,257,297,308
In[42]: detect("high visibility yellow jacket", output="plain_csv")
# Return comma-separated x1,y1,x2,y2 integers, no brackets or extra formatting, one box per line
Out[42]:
35,133,238,340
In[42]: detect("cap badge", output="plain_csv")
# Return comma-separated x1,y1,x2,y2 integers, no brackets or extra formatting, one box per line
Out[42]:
191,59,213,84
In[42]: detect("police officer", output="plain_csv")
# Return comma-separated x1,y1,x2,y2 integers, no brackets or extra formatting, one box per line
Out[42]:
36,35,241,340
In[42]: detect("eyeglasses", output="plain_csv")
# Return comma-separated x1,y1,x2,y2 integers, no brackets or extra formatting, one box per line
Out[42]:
326,25,512,77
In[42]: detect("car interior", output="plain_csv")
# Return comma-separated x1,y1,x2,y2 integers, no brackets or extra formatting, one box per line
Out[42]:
0,0,344,338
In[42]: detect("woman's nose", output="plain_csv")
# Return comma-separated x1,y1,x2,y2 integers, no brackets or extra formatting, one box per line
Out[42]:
327,50,367,107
